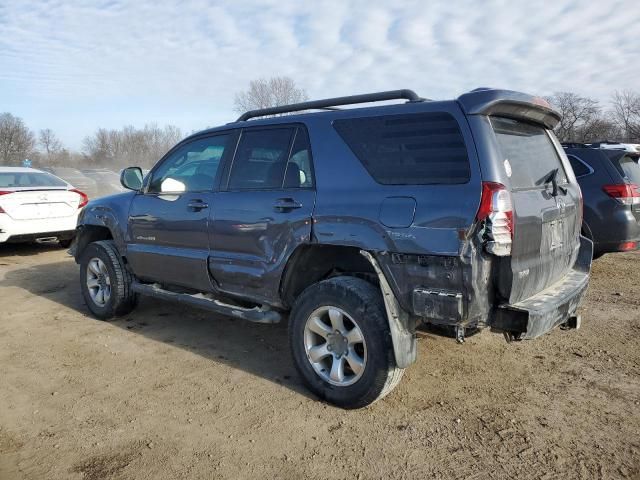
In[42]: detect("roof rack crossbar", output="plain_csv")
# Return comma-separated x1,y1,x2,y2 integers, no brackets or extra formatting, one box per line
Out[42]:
236,89,424,122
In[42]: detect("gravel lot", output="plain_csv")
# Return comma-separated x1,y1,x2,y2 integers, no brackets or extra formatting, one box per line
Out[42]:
0,245,639,479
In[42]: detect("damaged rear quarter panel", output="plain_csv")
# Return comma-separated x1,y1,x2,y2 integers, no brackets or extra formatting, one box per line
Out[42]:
306,104,483,319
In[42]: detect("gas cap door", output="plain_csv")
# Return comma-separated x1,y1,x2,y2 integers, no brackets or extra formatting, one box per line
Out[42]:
379,196,416,228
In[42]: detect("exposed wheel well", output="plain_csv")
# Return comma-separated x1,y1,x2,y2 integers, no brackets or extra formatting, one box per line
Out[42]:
280,244,377,307
74,225,113,261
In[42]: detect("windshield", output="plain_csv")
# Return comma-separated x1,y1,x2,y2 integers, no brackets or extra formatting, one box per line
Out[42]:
491,117,568,190
0,171,68,188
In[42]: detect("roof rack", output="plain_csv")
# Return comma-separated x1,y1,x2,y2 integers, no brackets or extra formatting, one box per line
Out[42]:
561,142,593,148
236,89,425,122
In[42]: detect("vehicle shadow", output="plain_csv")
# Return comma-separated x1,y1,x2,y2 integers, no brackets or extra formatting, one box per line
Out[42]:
0,258,315,400
0,242,65,258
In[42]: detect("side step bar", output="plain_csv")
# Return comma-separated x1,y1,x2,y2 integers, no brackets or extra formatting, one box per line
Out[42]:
131,282,281,324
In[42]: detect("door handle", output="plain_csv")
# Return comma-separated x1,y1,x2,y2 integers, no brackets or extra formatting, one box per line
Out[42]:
187,200,209,211
273,198,302,212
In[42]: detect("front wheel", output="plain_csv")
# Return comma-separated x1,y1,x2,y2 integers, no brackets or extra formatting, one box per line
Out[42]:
289,276,404,409
79,240,137,320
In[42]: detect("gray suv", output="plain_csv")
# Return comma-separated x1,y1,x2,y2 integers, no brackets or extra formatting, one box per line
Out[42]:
563,145,640,257
72,89,592,408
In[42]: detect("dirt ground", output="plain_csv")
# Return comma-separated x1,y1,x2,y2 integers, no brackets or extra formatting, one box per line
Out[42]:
0,245,638,480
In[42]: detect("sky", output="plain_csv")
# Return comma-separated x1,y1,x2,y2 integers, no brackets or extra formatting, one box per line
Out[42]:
1,0,639,150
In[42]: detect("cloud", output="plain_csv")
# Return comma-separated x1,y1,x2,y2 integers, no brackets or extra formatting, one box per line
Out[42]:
0,0,638,148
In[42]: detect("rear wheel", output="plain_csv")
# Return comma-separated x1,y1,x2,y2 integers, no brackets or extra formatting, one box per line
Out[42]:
79,240,137,320
289,276,403,409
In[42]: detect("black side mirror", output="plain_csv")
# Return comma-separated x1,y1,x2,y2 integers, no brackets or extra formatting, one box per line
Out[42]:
120,167,143,191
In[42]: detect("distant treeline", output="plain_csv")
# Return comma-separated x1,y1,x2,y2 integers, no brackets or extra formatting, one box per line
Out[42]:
2,89,639,169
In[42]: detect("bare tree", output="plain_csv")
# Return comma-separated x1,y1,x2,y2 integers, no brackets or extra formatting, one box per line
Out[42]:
610,90,640,142
545,92,602,143
0,113,36,165
234,76,308,115
38,128,64,164
82,124,183,168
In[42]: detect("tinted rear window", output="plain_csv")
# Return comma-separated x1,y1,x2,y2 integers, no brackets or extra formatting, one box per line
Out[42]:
492,117,567,190
333,112,470,185
612,155,640,184
0,172,68,188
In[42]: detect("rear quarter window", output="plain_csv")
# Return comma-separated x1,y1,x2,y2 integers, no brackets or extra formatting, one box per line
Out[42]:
333,112,470,185
567,155,592,178
612,155,640,184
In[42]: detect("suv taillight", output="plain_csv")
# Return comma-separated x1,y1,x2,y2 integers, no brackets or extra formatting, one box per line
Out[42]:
602,183,640,205
476,182,513,256
70,189,89,208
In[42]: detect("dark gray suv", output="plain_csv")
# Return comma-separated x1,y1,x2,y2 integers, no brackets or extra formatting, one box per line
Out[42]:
72,89,592,408
563,145,640,257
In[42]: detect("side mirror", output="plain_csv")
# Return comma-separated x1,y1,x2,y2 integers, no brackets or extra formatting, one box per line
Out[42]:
120,167,143,191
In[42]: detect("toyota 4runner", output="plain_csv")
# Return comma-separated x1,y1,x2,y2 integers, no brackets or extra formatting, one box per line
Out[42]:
72,88,592,408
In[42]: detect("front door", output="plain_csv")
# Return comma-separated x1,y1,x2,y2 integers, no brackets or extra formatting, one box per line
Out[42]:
127,133,233,291
209,126,316,304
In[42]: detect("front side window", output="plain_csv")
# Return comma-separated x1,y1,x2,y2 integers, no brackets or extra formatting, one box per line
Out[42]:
148,135,229,193
228,128,295,190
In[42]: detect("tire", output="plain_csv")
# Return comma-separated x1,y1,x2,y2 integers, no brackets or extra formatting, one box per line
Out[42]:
289,276,404,409
79,240,138,320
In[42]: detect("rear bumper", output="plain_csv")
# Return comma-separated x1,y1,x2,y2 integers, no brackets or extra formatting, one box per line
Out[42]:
490,236,593,339
0,214,78,243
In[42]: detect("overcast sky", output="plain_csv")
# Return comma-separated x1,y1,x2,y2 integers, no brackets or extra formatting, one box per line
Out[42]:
1,0,639,150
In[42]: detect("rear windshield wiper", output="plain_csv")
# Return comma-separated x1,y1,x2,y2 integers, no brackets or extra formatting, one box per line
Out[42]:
546,168,567,196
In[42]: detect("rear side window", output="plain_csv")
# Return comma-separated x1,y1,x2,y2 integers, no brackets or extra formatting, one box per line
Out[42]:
0,172,67,188
491,117,567,190
228,128,295,190
333,112,470,185
567,155,592,178
612,154,640,184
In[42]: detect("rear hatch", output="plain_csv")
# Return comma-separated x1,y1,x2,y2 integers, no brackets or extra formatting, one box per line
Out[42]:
490,117,582,303
0,189,81,220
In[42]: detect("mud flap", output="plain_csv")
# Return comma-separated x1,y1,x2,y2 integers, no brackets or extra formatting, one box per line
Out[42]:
360,250,417,368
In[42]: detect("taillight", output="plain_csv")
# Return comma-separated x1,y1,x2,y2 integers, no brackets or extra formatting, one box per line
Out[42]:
602,183,640,205
0,191,11,213
619,241,638,251
70,189,89,208
476,182,513,256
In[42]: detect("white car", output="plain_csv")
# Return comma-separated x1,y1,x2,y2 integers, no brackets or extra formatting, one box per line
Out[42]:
0,167,88,247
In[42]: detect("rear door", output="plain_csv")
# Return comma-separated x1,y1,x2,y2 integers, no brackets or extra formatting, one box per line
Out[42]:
490,117,581,303
209,125,315,304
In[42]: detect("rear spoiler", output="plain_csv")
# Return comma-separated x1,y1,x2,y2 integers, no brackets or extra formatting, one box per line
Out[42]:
457,88,561,130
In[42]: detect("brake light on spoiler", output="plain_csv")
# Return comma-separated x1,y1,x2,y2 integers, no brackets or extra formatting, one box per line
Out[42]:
602,183,640,205
476,182,513,256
